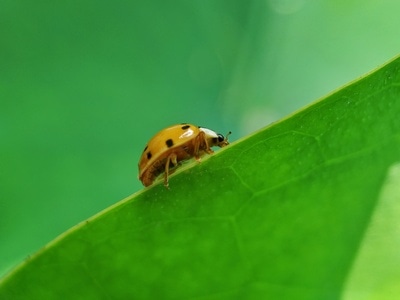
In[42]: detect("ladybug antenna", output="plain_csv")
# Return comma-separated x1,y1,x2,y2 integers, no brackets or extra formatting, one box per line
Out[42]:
225,131,232,141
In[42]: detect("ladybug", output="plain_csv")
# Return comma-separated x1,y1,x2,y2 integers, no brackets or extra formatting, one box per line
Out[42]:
138,123,231,188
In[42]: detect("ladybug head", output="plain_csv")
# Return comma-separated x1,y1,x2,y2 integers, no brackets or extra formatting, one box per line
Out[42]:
215,131,231,147
199,127,231,148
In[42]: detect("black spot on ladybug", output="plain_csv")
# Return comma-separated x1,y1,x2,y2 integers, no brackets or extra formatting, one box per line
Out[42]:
166,139,174,148
181,124,190,130
143,145,148,153
147,152,152,160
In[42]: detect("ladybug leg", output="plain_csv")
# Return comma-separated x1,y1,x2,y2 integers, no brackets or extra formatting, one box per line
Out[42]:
164,152,178,188
194,131,214,162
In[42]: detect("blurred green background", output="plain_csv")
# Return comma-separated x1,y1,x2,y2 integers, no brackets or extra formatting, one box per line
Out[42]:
1,0,400,277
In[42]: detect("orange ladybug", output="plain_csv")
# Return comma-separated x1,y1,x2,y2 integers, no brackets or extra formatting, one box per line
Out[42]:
138,123,231,188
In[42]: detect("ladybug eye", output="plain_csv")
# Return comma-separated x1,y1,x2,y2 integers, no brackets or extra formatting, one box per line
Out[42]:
217,134,225,142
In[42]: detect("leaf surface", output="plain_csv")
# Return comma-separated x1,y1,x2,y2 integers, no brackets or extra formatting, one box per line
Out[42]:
1,56,400,299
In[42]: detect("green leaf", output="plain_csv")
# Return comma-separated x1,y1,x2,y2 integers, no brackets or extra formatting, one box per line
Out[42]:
1,55,400,299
